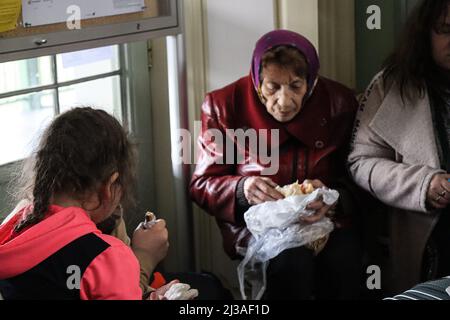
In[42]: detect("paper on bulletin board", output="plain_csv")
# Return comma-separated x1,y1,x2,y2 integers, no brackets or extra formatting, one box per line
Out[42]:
0,0,21,33
22,0,146,28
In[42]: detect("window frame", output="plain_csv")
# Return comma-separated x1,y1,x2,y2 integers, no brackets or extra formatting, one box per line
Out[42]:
0,45,126,121
0,0,180,63
0,42,155,218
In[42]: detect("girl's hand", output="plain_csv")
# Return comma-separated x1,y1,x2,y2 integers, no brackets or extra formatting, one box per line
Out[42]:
132,219,169,268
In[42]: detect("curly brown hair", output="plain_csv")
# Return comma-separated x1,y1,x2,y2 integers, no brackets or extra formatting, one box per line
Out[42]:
14,107,137,233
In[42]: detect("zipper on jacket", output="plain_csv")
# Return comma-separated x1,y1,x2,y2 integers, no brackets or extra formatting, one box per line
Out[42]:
292,146,298,182
304,149,309,179
292,146,310,183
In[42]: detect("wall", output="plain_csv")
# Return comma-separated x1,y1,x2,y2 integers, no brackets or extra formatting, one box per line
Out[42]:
277,0,319,50
197,0,278,295
355,0,422,92
318,0,356,89
205,0,276,91
147,37,181,272
203,0,326,92
186,0,326,297
355,0,397,92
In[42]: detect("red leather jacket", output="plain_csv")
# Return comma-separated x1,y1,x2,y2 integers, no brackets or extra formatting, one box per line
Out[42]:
190,75,359,259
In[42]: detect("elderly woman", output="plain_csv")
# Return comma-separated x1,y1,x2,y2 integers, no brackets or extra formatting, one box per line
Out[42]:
190,30,361,300
348,0,450,295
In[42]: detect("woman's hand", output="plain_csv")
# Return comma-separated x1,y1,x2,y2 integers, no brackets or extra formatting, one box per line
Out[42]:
427,174,450,210
148,280,179,300
244,177,284,205
131,219,169,269
302,200,333,224
301,179,335,224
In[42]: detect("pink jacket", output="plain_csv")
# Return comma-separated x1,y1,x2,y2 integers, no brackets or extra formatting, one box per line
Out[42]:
0,205,141,300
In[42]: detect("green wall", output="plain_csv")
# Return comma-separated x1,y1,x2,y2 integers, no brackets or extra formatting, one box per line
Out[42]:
355,0,421,92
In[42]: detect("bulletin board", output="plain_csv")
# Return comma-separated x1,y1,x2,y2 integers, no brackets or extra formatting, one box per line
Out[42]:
0,0,180,62
0,0,161,39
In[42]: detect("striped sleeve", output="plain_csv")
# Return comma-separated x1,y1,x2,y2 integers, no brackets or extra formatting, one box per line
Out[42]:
384,277,450,301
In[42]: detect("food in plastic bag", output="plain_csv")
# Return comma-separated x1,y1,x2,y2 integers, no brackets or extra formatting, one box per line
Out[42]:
236,182,339,300
276,180,314,196
276,181,331,255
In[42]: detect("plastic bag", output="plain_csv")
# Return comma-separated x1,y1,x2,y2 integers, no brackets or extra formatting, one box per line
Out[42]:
236,187,339,300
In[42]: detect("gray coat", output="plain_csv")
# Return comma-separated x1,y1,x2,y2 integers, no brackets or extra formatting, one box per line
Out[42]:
348,73,445,294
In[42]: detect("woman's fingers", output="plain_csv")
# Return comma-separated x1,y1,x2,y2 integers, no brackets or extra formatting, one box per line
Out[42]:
309,179,326,189
245,176,334,223
250,189,280,205
306,199,323,210
244,177,283,204
301,210,326,224
440,176,450,195
246,188,271,205
432,195,450,207
301,202,330,224
250,189,270,204
428,192,449,209
427,174,450,209
438,191,450,203
429,199,447,210
301,215,321,224
256,179,284,200
442,184,450,194
261,177,279,188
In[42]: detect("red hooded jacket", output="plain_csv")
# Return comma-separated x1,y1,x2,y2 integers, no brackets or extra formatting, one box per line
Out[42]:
0,205,141,300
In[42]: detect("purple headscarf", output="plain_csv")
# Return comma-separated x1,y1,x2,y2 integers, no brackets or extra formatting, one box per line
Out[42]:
251,29,320,101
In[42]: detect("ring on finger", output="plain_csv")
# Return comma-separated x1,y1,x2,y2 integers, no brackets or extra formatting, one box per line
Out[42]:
436,195,442,202
440,190,447,197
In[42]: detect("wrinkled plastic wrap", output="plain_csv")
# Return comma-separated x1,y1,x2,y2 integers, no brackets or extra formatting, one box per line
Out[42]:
164,283,199,300
236,187,339,300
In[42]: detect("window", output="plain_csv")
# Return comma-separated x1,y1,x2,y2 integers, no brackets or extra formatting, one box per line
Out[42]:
0,45,124,166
